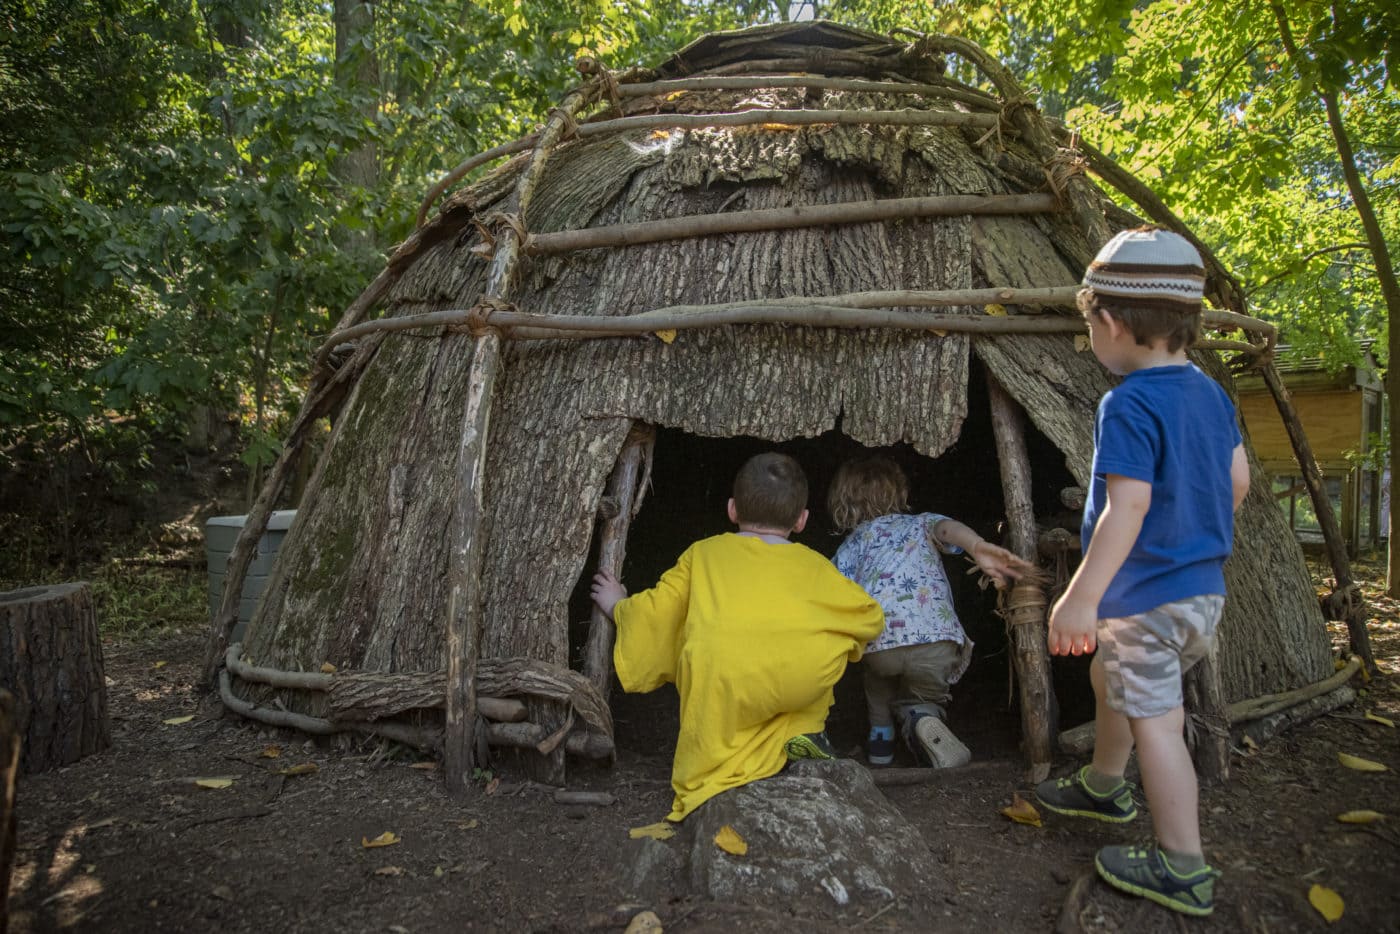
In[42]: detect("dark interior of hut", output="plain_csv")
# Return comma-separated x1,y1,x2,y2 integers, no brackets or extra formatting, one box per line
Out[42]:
567,360,1095,769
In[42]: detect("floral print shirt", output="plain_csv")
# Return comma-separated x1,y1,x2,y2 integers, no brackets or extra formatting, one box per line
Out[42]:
833,513,971,666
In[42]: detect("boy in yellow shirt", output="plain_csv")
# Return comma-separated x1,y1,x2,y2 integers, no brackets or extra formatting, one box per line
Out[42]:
591,452,884,821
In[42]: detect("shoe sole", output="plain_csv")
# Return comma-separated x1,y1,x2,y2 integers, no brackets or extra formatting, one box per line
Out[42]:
867,753,893,766
1094,853,1213,917
1034,795,1138,824
784,736,834,761
913,717,971,769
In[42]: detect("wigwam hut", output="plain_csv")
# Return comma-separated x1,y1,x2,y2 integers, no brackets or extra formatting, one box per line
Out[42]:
204,23,1345,794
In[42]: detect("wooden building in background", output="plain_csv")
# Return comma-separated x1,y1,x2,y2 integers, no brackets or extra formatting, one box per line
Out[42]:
1236,343,1386,555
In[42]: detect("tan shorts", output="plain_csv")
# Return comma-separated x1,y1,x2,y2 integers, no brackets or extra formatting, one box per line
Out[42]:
1097,594,1224,719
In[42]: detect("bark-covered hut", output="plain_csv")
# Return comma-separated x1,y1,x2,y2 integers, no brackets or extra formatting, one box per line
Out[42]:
206,22,1341,792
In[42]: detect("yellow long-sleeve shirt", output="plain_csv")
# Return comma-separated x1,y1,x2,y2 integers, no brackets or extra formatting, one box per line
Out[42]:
613,533,885,820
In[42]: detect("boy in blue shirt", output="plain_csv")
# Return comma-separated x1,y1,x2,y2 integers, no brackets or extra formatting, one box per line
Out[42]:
1034,227,1249,917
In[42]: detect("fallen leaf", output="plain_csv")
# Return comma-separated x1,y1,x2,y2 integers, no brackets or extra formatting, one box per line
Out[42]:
1338,752,1388,772
373,865,404,877
1365,711,1395,728
624,910,663,934
456,818,479,830
1337,810,1385,824
930,328,948,337
484,776,501,795
654,329,677,344
1001,792,1043,827
279,762,318,776
193,778,234,789
162,715,195,725
433,865,445,878
713,824,748,856
409,761,439,771
259,745,282,759
628,821,676,841
1308,883,1344,922
320,662,336,673
152,661,167,669
361,831,401,848
985,303,1007,316
87,817,118,830
211,884,234,901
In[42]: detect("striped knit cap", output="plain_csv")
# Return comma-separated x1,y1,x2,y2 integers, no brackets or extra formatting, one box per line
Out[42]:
1082,226,1205,308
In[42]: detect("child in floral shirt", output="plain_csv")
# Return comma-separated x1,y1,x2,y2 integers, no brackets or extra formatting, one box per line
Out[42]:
830,456,1035,767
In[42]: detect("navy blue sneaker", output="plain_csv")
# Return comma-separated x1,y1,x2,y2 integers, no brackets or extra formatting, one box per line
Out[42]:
1034,766,1138,823
867,727,895,766
1095,844,1219,916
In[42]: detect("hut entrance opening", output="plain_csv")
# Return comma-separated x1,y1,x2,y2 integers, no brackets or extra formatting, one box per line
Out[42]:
566,362,1086,767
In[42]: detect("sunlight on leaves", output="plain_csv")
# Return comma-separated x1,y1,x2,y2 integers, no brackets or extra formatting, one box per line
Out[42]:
193,777,234,789
1000,792,1043,828
362,831,401,848
713,824,748,856
1074,334,1091,352
162,715,195,725
320,662,337,673
985,303,1007,316
654,329,677,344
624,910,663,934
1365,712,1395,728
1308,883,1345,922
1336,810,1385,824
1338,752,1388,772
628,821,676,841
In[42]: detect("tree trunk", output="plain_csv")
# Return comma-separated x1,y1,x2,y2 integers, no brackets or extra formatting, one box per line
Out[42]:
0,690,17,934
1183,640,1229,784
985,373,1056,782
0,584,110,775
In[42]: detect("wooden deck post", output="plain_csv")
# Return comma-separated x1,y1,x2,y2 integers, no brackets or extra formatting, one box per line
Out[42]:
1258,362,1376,674
582,424,655,697
985,373,1056,782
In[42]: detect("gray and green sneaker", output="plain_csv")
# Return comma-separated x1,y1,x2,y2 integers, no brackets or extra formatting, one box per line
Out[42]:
784,731,836,761
1033,766,1137,823
1095,844,1219,917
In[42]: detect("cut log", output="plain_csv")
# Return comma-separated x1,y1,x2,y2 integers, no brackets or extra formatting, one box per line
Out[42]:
1236,685,1356,748
1,690,18,934
0,583,110,774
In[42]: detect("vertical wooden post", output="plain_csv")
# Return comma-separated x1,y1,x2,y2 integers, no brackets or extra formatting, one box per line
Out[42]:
582,424,655,696
1183,641,1230,784
985,373,1056,782
1259,363,1376,673
1,690,18,934
442,79,601,796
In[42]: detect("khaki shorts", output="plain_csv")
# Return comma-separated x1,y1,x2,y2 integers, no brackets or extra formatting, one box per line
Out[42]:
1097,594,1224,719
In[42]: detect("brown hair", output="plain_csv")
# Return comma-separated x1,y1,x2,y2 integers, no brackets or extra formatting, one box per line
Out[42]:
827,456,909,532
733,452,808,529
1077,287,1201,353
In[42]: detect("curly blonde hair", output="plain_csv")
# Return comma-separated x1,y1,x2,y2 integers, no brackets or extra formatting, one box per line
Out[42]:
828,456,909,532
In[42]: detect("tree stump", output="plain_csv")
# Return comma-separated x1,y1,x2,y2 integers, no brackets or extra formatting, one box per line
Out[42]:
1,690,18,934
0,583,110,775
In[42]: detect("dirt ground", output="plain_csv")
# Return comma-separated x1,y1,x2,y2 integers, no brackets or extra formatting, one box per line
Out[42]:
7,569,1400,934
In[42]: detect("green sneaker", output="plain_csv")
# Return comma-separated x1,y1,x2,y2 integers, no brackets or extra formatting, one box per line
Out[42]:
1034,766,1137,823
1095,844,1219,917
784,731,836,761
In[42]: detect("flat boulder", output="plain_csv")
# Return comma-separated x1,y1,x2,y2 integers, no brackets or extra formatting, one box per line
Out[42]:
624,759,942,907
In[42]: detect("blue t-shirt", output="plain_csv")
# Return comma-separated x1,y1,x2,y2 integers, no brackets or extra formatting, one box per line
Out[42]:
1082,363,1242,617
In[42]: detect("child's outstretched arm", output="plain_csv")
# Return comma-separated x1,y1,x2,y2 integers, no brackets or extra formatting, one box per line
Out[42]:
590,570,627,621
1231,443,1249,511
932,518,1037,588
1048,474,1150,656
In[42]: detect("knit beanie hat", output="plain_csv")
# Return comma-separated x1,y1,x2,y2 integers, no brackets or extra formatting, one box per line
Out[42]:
1082,226,1205,308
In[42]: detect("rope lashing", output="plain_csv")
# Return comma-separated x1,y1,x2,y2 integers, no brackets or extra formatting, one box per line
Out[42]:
998,580,1048,628
477,211,532,258
464,298,515,338
576,56,622,116
1043,146,1090,202
545,106,581,142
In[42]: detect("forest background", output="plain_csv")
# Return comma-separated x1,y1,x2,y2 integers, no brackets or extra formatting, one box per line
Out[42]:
1,0,1397,590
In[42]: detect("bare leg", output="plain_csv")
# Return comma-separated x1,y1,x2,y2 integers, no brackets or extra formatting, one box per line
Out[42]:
1090,652,1135,778
1129,705,1200,854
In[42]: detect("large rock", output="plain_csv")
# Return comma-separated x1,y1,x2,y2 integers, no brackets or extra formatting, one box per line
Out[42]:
623,759,942,906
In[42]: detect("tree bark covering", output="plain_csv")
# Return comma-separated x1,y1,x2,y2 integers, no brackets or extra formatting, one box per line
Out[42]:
0,584,110,775
1,690,17,934
236,87,1331,729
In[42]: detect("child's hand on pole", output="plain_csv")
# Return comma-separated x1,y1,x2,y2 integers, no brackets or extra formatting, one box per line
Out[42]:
970,540,1040,588
590,570,627,619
